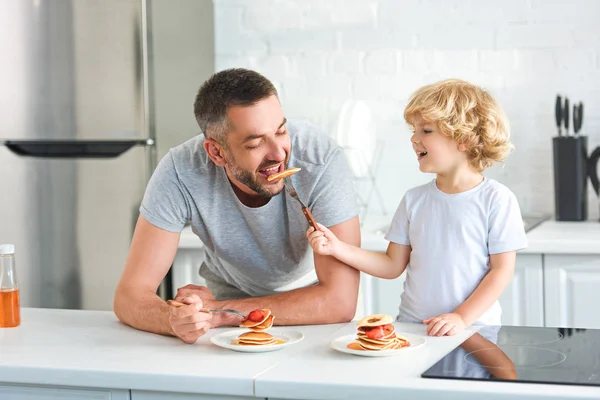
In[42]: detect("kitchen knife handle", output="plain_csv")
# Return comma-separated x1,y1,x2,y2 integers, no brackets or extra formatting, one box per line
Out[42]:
573,104,579,134
564,97,570,134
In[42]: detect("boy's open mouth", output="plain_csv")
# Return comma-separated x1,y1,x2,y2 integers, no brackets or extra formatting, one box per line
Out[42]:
417,151,428,160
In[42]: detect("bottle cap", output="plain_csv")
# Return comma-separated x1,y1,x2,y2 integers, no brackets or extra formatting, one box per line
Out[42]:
0,244,15,255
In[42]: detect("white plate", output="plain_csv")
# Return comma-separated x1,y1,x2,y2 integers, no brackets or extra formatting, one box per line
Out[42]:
330,333,426,357
210,328,304,353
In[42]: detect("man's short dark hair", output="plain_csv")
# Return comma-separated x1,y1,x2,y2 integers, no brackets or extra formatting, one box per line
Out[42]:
193,68,279,144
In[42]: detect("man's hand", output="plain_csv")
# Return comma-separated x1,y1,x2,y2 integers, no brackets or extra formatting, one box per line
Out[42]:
174,285,245,327
423,312,466,336
168,294,213,344
175,284,216,306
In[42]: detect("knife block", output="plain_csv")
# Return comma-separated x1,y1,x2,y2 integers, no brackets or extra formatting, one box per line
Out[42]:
553,136,588,221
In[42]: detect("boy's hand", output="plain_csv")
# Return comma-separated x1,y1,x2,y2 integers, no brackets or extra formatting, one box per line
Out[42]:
423,313,466,336
306,223,341,257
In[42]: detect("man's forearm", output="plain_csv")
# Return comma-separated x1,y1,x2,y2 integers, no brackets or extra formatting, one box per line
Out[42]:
114,286,174,336
455,268,513,326
211,282,357,327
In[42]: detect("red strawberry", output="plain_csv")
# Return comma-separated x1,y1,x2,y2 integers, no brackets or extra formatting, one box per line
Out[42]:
247,309,266,322
363,324,394,339
365,326,384,339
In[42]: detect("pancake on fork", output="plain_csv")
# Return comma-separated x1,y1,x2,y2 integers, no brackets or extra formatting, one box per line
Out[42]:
239,309,275,332
234,309,279,346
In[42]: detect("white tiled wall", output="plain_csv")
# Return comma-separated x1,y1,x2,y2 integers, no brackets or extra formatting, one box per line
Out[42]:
214,0,600,220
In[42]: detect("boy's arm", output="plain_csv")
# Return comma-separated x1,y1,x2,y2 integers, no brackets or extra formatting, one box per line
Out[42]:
308,223,411,279
425,251,516,336
454,251,516,325
333,240,411,280
461,333,517,380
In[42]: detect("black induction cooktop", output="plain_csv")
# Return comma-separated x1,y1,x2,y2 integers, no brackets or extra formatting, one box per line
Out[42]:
422,325,600,387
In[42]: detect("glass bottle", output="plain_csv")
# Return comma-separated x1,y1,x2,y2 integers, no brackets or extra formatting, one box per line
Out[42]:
0,244,20,327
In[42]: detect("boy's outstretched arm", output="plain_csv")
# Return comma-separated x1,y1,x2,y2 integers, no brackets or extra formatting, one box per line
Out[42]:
307,223,410,279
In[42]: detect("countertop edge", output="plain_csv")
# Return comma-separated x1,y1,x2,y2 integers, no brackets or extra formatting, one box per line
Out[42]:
0,366,255,396
254,377,600,399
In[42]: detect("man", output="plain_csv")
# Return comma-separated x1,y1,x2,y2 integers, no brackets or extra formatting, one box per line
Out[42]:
114,68,361,344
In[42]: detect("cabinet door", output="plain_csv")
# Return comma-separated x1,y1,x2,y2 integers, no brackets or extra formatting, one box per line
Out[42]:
0,384,129,400
171,248,207,291
499,254,544,327
544,254,600,329
367,271,406,319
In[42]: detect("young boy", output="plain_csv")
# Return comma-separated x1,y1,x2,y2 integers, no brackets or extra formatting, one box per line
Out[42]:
307,79,527,336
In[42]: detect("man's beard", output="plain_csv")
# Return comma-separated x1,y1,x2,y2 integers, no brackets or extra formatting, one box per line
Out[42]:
225,153,287,198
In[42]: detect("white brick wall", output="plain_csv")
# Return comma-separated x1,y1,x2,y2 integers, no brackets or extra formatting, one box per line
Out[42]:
214,0,600,221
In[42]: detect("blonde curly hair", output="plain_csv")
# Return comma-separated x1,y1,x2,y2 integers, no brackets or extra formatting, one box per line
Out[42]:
404,79,513,172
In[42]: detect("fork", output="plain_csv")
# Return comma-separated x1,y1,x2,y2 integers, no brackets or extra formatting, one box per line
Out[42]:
167,300,246,319
284,177,320,231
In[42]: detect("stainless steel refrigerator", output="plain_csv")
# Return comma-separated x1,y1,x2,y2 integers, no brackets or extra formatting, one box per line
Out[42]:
0,0,214,311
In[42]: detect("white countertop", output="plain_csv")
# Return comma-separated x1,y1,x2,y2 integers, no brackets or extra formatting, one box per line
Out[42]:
522,220,600,254
0,308,344,397
255,323,600,400
179,217,600,255
1,309,599,399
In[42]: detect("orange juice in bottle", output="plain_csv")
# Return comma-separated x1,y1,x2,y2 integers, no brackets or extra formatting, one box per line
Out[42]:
0,244,20,328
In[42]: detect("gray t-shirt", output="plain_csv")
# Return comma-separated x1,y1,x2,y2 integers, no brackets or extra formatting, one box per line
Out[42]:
140,120,359,300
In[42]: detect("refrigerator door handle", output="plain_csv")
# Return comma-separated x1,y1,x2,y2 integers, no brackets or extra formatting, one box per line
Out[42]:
2,139,154,159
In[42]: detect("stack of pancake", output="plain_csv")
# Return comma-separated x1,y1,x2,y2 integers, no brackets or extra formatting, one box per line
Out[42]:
236,309,277,346
351,314,410,351
236,331,276,346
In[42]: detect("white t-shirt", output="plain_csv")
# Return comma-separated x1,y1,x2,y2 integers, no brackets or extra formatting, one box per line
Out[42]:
385,177,528,325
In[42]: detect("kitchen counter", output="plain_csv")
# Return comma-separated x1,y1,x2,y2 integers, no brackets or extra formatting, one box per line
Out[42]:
1,308,599,399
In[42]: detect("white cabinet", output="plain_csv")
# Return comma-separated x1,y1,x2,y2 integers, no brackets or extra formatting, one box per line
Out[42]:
499,254,544,327
0,384,129,400
171,248,207,292
544,254,600,329
367,273,406,318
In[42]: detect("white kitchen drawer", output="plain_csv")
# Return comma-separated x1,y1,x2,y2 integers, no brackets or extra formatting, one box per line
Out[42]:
131,390,259,400
0,383,129,400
